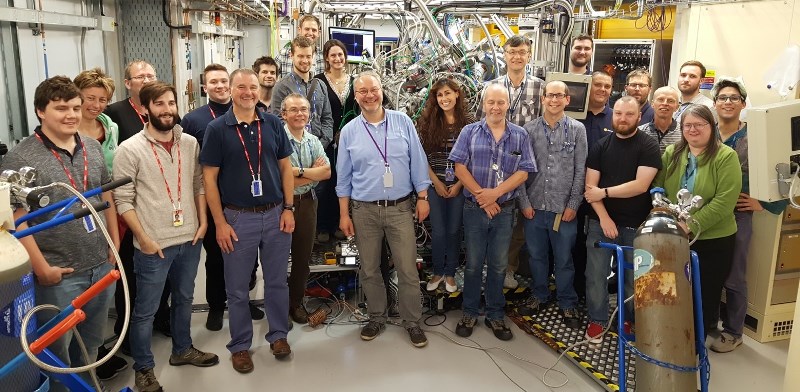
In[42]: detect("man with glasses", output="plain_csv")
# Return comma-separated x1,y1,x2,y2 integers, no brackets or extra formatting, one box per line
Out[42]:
516,81,586,329
276,14,324,79
478,35,544,290
624,69,655,126
568,34,593,75
640,86,681,153
336,72,432,347
105,59,173,357
202,68,295,373
710,78,786,353
281,93,330,324
674,60,714,121
582,96,661,343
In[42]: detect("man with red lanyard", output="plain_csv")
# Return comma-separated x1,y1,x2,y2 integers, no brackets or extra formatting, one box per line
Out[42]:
201,69,295,374
1,76,119,392
105,60,173,351
180,64,265,330
113,81,218,391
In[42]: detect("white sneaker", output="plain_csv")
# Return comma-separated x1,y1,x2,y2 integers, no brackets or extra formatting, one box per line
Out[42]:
710,332,743,353
444,276,458,293
503,272,519,289
426,276,444,291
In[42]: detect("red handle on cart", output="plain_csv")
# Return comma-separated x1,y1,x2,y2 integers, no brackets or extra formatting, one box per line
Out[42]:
72,270,120,309
30,310,86,354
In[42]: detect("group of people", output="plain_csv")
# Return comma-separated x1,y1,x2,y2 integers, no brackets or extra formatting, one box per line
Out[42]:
0,19,782,392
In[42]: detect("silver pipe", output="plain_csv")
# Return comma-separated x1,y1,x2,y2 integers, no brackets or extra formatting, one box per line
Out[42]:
473,13,497,81
489,14,515,39
410,0,452,48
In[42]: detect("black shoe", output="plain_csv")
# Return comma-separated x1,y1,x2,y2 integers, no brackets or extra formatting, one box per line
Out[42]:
562,308,581,329
360,321,386,341
249,303,265,320
95,347,129,381
484,318,513,341
455,315,477,338
153,319,172,337
290,305,308,324
517,297,543,317
206,309,224,331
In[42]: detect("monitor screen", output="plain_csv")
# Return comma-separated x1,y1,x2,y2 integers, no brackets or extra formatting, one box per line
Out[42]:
329,27,376,64
544,72,592,120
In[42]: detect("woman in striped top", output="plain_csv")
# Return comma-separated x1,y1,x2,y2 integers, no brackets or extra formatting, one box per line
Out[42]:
417,78,476,293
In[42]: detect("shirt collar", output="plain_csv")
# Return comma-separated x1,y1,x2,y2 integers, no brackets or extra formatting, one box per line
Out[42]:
223,107,266,126
34,126,82,156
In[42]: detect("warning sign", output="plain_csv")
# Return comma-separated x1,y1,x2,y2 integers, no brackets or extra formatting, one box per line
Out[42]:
700,69,716,90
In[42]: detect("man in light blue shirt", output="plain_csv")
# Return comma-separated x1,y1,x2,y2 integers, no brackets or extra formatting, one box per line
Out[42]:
336,72,431,347
282,93,330,324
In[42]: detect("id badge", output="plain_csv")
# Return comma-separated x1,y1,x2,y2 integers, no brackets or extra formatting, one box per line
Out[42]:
83,215,97,233
251,179,263,197
444,166,455,182
173,209,184,227
383,171,394,188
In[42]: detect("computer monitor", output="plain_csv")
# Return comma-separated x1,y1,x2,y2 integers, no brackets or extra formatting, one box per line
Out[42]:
329,27,375,64
544,72,592,120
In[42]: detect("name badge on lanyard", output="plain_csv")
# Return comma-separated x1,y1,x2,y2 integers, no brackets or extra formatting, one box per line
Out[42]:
235,121,264,197
362,120,392,188
445,163,455,182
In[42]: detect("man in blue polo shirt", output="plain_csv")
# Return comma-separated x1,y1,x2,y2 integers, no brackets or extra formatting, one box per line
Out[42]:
336,72,432,347
450,83,537,341
200,68,295,374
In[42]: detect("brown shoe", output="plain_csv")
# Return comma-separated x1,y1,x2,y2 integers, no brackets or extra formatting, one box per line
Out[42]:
290,305,309,324
269,338,291,359
231,350,253,373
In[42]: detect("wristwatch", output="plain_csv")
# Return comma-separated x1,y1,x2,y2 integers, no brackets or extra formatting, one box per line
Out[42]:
604,188,609,198
297,168,305,178
283,204,296,212
418,195,429,201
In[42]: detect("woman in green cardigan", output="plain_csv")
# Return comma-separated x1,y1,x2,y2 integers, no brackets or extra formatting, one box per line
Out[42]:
653,104,742,339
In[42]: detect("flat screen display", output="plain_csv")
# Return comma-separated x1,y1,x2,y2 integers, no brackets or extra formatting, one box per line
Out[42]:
329,27,376,64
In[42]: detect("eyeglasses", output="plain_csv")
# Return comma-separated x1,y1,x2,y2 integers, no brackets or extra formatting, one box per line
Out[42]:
654,97,678,104
130,74,157,82
285,107,310,114
627,83,650,90
715,94,743,103
544,93,567,100
505,50,530,58
682,122,710,131
355,88,381,96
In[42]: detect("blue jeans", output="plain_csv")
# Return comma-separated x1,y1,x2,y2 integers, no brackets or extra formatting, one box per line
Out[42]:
427,188,465,277
131,241,202,371
36,262,114,391
585,219,636,325
462,200,514,320
524,210,578,310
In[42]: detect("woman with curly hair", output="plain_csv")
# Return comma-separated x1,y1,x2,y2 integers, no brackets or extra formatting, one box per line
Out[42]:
417,78,475,293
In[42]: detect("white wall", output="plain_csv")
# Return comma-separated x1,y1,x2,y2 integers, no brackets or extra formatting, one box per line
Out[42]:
362,17,400,40
671,1,800,106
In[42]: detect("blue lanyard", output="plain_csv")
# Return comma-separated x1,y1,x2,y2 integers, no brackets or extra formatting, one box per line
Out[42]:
290,73,317,116
291,138,311,169
543,117,573,151
505,76,526,119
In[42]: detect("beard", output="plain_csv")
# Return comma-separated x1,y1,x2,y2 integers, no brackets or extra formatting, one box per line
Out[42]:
570,53,589,67
613,121,639,137
150,113,178,132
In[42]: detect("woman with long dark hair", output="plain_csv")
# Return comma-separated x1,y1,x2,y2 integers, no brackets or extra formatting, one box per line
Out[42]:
653,104,742,339
314,39,358,241
417,78,475,293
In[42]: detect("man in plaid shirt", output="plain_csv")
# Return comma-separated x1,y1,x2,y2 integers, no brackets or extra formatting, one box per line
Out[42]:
276,14,325,79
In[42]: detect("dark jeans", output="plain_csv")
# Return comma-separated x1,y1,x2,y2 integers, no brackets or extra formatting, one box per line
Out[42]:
721,211,753,337
289,197,317,308
114,231,170,346
524,210,579,310
691,233,736,338
571,202,590,298
585,219,636,325
315,145,339,235
427,187,465,276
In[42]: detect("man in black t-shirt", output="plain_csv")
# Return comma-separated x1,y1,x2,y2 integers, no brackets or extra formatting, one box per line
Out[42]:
582,96,662,344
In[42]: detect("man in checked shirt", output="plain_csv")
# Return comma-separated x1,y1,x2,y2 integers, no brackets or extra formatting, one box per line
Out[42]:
515,81,587,329
477,35,544,291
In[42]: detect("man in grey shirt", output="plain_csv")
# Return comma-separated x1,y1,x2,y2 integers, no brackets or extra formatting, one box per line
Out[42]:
516,81,587,329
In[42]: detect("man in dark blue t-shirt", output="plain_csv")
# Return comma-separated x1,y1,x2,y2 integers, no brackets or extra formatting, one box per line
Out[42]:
200,68,295,374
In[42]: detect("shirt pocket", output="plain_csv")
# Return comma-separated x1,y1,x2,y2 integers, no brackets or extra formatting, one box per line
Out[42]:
501,152,522,178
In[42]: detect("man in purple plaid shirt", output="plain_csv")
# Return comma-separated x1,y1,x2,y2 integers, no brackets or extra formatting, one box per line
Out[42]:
449,83,537,341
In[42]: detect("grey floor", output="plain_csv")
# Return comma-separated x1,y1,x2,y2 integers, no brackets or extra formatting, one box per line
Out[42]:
100,255,790,392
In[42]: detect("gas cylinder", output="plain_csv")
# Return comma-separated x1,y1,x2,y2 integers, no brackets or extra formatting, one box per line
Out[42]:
632,207,696,391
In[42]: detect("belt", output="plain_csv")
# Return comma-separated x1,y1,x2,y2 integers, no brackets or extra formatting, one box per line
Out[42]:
295,190,314,201
225,202,281,212
355,193,411,207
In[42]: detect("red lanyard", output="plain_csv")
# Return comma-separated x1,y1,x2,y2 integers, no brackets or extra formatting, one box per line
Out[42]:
35,133,89,191
129,98,147,125
149,140,182,209
209,105,217,119
235,121,262,180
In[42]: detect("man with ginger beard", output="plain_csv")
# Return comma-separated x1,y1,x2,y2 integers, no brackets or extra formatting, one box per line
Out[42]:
114,81,218,391
674,60,714,121
582,96,661,344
